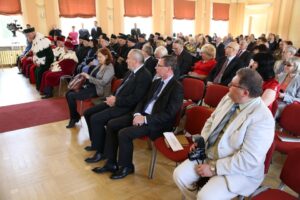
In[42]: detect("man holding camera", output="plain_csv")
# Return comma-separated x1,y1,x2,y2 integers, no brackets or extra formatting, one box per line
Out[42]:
173,68,275,200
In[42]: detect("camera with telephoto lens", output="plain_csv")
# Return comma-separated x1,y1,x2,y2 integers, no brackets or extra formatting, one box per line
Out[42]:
7,20,22,37
188,135,206,163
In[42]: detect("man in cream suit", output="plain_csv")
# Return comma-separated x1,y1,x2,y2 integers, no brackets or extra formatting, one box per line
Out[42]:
173,68,274,200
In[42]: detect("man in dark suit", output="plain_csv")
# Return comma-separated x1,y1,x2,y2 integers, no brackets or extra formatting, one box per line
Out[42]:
81,49,152,163
237,39,252,67
142,44,158,77
207,42,243,86
92,55,184,179
172,38,194,78
115,34,129,78
131,23,141,40
91,21,102,40
215,37,225,60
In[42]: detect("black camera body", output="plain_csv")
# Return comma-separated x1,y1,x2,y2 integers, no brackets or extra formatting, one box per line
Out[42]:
7,20,22,37
188,135,206,162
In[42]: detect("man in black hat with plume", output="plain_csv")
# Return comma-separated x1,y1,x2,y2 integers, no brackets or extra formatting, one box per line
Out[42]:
23,27,54,91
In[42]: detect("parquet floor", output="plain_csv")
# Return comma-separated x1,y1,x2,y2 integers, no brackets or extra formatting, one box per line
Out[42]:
0,67,297,200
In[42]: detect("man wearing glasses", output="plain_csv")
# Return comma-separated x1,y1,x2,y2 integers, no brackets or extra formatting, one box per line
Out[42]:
174,68,274,200
207,42,243,86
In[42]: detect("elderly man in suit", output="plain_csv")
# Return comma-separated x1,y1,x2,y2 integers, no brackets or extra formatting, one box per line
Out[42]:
237,39,252,68
172,38,194,78
173,68,275,200
207,42,243,86
82,49,152,163
93,55,184,179
142,44,158,77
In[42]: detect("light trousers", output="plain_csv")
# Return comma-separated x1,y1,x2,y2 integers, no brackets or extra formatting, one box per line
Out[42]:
173,159,238,200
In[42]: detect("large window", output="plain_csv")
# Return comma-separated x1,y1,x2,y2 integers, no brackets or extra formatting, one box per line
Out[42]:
0,15,26,47
210,20,229,38
124,16,152,37
173,19,195,36
59,17,96,38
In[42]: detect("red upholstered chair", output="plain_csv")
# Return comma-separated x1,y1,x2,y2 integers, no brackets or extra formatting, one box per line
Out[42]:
203,84,229,108
264,142,276,174
274,103,300,154
147,106,213,179
58,60,78,96
251,148,300,200
111,77,123,94
182,77,206,105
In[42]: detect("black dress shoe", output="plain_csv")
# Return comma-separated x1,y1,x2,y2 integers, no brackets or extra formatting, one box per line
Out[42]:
92,163,118,174
84,152,106,163
84,146,97,151
66,118,80,128
110,166,135,179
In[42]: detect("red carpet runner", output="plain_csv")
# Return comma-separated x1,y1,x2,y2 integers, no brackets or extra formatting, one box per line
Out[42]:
0,98,92,133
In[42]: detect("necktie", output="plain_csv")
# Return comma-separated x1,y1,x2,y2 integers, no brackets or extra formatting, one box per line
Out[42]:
143,81,164,113
115,72,134,96
213,58,229,83
207,103,239,149
237,50,242,57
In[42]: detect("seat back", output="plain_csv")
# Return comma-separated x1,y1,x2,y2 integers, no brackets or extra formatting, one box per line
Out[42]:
204,84,229,108
279,103,300,136
111,77,123,94
182,77,205,103
280,148,300,194
59,59,77,75
184,106,213,135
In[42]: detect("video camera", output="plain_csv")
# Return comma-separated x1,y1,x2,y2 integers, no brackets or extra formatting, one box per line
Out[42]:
188,135,206,164
7,20,22,37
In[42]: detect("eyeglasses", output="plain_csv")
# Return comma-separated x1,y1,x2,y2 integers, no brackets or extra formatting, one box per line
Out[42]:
228,82,247,90
156,63,166,68
226,46,235,49
284,63,293,67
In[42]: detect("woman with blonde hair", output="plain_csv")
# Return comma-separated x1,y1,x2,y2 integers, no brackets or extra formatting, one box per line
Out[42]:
187,44,217,80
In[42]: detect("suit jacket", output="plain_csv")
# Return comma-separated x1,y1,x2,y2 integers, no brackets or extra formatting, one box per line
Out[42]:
88,63,115,97
91,26,102,40
131,28,141,39
207,56,243,86
134,77,184,140
238,50,252,67
176,49,194,77
201,95,274,196
277,73,300,104
216,43,225,60
115,67,152,111
144,56,158,77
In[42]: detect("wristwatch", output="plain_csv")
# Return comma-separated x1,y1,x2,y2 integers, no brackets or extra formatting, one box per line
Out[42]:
209,161,216,175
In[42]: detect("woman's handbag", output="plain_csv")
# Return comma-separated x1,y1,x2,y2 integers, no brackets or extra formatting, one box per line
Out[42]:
68,74,86,92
